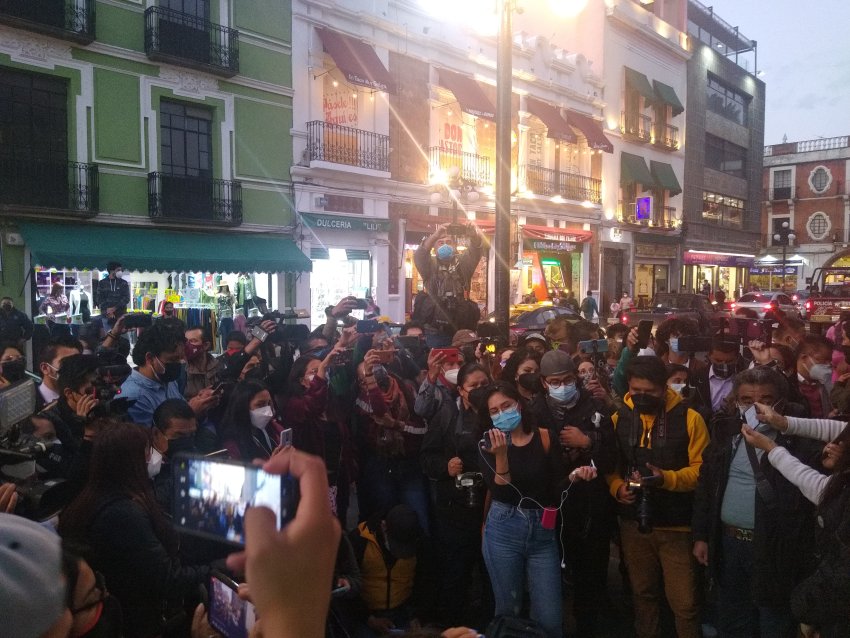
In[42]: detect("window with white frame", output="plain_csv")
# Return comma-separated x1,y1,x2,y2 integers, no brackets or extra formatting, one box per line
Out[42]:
808,166,832,195
806,212,831,241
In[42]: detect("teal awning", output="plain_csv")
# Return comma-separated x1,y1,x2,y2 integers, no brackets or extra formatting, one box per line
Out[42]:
18,222,311,273
620,152,654,187
625,67,656,102
650,160,682,196
653,80,684,116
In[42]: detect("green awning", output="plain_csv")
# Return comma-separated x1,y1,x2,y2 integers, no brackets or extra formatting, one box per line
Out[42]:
620,152,654,187
18,222,311,273
653,80,684,116
650,160,682,196
625,67,656,102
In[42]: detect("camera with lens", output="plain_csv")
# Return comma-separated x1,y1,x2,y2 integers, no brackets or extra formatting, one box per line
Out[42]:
480,336,504,355
627,471,663,534
454,471,484,509
90,363,132,417
247,311,310,345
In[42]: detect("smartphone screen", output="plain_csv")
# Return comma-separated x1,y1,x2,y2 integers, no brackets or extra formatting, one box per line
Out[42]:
173,455,298,546
208,573,257,638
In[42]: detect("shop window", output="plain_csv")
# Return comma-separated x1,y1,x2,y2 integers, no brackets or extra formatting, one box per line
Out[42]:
705,134,747,178
808,166,832,194
806,212,831,241
706,74,749,126
702,191,744,228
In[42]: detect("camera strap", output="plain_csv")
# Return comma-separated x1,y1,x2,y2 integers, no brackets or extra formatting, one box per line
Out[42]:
744,440,778,509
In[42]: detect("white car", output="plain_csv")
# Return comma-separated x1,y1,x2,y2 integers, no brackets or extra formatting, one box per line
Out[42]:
733,292,799,320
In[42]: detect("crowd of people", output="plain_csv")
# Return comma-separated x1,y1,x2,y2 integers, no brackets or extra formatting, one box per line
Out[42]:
0,238,849,638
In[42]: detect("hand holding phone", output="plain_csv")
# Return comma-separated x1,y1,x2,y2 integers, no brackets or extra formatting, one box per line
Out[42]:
636,320,654,350
208,572,256,638
430,347,461,365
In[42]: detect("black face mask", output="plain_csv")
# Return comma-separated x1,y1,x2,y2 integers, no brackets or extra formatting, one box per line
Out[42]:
632,392,663,413
166,436,196,458
79,595,123,638
711,361,737,379
2,360,26,383
243,367,266,383
517,372,543,393
466,386,492,413
154,360,182,384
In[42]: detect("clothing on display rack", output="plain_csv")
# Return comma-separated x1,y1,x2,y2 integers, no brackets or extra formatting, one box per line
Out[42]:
236,275,256,317
69,288,91,323
173,305,219,351
216,286,236,350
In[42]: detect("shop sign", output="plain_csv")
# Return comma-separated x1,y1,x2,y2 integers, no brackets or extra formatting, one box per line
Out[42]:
323,76,358,126
523,238,576,252
684,252,753,267
749,266,797,275
635,243,678,259
301,213,390,232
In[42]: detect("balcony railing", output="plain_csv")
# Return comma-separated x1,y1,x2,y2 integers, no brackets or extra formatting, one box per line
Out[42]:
144,6,238,77
771,186,792,200
148,172,242,226
654,123,680,150
427,147,492,186
523,165,602,204
617,201,679,230
621,112,652,142
0,158,98,214
306,121,390,172
0,0,95,43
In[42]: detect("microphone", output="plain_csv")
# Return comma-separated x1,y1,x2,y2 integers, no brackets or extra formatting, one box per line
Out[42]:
17,440,59,455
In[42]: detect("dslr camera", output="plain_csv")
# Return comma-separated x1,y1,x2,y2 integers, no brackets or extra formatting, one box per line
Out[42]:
627,471,664,534
454,471,484,508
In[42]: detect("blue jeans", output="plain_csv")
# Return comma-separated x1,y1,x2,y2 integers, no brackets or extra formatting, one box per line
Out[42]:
717,535,796,638
482,501,562,638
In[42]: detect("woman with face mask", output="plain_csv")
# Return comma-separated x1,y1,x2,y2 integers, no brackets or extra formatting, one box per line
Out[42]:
277,336,357,524
354,348,429,531
59,422,209,638
0,344,27,387
419,362,492,627
501,347,542,403
220,380,284,461
478,382,573,638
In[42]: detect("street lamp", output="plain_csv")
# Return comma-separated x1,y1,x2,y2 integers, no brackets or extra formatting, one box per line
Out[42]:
772,221,797,292
430,165,480,226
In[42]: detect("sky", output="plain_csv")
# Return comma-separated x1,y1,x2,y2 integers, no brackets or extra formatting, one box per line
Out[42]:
707,0,850,145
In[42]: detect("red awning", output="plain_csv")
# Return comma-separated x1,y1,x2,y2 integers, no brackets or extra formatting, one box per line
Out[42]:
565,110,613,153
526,98,577,143
437,68,495,120
521,224,592,243
316,27,396,93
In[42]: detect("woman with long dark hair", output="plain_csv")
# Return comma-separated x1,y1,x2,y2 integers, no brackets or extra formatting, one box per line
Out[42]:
59,422,208,638
420,361,492,627
478,382,589,638
220,379,283,460
500,347,542,402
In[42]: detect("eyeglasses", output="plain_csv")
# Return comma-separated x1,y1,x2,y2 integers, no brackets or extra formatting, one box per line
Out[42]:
70,571,108,615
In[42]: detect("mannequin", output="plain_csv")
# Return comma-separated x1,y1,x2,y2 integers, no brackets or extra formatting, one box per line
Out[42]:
236,273,256,317
217,284,235,351
69,284,91,323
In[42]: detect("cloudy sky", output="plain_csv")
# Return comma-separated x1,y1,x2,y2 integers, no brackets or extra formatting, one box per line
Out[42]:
707,0,850,145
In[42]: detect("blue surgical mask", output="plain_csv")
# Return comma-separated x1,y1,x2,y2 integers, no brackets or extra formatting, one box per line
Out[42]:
669,338,680,353
549,382,578,404
436,244,455,260
492,406,522,432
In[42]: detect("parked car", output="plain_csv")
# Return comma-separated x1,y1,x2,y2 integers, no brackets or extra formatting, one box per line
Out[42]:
792,290,813,319
733,292,799,320
485,303,582,340
622,293,722,332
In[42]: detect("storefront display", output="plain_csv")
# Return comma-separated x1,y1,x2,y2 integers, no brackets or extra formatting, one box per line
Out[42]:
517,225,591,302
683,251,753,299
748,266,798,293
634,242,678,307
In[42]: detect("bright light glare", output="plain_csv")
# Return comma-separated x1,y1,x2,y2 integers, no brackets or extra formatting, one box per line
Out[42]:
548,0,588,18
420,0,497,32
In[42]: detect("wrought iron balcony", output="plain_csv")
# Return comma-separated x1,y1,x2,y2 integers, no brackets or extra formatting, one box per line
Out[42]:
523,165,602,204
427,147,492,186
621,111,652,142
144,6,239,77
148,172,242,226
306,121,390,172
617,201,680,230
0,158,98,214
0,0,95,43
653,123,680,150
